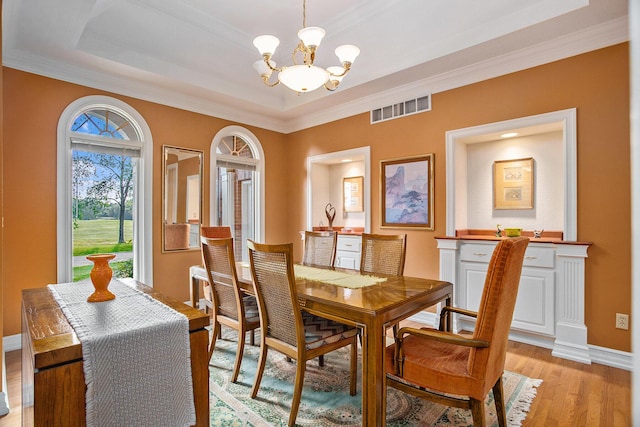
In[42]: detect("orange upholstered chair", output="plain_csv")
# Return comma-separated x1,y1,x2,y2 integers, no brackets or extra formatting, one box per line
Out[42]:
385,237,529,427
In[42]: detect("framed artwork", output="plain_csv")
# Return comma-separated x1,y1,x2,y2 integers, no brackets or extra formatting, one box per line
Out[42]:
343,176,364,212
493,157,534,209
381,154,434,230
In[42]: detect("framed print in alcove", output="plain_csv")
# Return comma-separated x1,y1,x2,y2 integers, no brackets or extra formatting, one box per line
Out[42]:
493,157,534,209
343,176,364,212
380,154,434,230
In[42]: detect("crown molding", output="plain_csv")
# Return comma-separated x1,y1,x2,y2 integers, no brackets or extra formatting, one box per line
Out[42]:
283,16,628,133
3,17,628,134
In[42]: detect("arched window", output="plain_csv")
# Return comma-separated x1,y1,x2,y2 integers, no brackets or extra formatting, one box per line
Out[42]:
210,126,265,262
57,96,153,284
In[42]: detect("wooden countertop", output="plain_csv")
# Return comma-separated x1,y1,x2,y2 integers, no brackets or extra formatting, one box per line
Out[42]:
435,229,592,245
311,226,364,235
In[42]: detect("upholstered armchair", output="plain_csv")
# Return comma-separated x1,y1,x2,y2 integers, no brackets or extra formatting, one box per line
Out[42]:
385,237,529,427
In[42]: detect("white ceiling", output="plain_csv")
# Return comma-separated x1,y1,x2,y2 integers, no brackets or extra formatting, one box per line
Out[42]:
2,0,629,134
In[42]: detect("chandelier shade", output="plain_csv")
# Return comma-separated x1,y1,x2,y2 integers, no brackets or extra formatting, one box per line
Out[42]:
278,64,330,92
252,0,359,93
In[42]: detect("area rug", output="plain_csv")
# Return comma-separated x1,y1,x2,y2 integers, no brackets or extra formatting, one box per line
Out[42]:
209,330,542,426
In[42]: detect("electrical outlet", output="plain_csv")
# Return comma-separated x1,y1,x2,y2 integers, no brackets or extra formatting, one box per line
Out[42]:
615,313,629,330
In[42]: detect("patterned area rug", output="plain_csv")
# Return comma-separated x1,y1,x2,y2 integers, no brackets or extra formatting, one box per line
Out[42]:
209,330,542,426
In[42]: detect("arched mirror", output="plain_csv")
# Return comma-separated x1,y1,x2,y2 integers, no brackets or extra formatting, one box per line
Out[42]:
162,145,203,252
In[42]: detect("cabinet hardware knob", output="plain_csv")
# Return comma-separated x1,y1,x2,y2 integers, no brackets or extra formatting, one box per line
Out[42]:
525,256,537,260
473,253,488,257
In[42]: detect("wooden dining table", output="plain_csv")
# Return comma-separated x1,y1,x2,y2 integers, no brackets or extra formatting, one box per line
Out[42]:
192,263,453,426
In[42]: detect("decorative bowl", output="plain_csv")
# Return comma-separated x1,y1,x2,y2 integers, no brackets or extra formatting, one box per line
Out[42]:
503,228,522,237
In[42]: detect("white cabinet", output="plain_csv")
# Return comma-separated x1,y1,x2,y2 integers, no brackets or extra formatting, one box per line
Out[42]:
436,237,591,364
458,241,555,336
335,235,361,270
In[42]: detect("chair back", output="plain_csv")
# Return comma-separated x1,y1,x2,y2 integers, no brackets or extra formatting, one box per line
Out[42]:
469,237,529,381
360,233,407,276
201,236,242,321
303,231,337,267
247,240,302,347
201,226,232,239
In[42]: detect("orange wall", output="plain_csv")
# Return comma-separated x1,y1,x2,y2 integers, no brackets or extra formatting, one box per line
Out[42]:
1,43,631,352
1,69,288,336
1,0,5,394
285,44,631,352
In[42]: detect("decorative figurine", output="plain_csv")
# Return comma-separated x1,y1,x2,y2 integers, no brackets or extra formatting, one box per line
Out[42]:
495,224,502,238
533,229,544,238
325,203,336,229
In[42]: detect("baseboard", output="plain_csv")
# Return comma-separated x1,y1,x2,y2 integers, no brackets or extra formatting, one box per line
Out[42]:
589,344,632,370
1,352,9,416
3,334,21,352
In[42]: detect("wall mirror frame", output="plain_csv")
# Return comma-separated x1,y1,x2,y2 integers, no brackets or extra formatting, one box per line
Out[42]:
162,145,204,252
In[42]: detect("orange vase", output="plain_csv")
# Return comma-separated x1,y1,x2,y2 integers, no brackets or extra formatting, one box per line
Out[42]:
86,253,117,302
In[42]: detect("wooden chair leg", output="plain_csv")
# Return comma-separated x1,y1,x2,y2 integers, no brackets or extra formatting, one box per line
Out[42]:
319,355,325,367
250,330,255,346
470,398,486,427
208,322,220,360
493,376,507,427
231,327,247,383
251,343,269,399
349,338,357,396
288,357,306,427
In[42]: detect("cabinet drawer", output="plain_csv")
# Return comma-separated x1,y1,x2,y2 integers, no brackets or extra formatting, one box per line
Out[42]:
460,243,496,262
522,246,555,268
460,242,554,268
337,236,361,252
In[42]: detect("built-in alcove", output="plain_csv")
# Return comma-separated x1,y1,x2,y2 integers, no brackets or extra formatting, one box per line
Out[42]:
446,109,577,238
306,147,371,232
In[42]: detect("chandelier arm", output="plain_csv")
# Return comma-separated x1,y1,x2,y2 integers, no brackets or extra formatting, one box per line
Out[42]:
329,64,351,78
261,75,280,87
263,56,283,72
323,81,338,91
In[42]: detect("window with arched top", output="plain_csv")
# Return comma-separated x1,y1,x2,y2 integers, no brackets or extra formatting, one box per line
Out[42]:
211,126,265,262
57,96,153,284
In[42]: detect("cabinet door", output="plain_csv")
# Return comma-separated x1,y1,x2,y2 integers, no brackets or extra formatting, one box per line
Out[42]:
511,267,555,335
335,252,358,270
459,262,555,335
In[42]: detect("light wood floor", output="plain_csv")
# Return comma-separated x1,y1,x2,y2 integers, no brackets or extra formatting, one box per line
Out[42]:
1,335,631,426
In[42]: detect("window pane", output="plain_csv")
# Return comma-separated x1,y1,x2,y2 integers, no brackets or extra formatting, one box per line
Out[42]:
71,109,139,141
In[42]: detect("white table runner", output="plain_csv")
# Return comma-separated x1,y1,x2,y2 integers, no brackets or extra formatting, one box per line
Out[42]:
48,279,195,427
294,264,387,288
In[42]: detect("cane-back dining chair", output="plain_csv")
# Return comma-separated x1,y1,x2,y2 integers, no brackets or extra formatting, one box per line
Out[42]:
200,225,233,239
360,233,407,334
360,233,407,276
200,226,233,315
247,240,358,427
201,236,259,383
303,230,337,267
385,237,529,427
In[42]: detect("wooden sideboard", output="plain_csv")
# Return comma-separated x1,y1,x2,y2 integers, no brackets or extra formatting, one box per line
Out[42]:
22,279,210,426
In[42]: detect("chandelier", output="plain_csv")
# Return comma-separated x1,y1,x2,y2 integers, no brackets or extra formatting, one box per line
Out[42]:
252,0,360,93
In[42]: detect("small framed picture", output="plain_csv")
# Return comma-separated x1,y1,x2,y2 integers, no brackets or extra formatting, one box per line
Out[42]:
343,176,364,212
493,157,534,209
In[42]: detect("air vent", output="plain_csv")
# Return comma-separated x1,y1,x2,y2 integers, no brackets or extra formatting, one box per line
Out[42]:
370,94,431,124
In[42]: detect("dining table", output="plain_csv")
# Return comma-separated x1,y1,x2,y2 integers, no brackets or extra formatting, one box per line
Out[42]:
190,262,453,426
